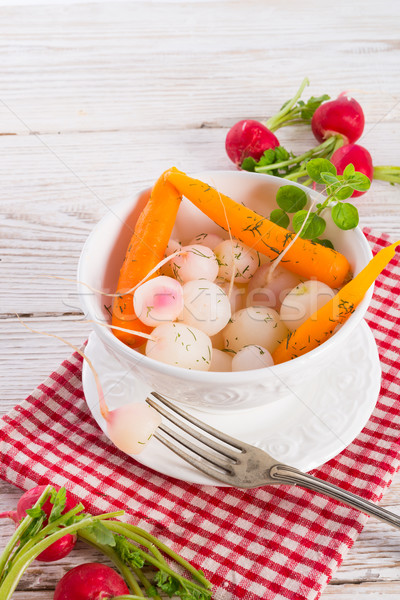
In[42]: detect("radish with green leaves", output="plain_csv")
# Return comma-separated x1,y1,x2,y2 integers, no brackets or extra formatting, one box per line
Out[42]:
311,95,365,145
226,78,329,168
226,119,280,166
331,143,400,194
0,485,213,600
0,486,78,563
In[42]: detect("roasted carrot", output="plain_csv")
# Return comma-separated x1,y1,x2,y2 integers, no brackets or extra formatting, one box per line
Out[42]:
112,168,182,347
272,241,399,364
167,171,350,288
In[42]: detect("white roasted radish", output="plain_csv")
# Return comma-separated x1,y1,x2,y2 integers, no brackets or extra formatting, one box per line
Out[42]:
222,306,288,354
280,280,335,331
247,263,302,310
180,279,232,336
189,232,224,250
214,239,259,283
107,403,162,455
210,349,233,372
171,244,219,283
232,345,274,371
145,322,212,370
133,276,184,327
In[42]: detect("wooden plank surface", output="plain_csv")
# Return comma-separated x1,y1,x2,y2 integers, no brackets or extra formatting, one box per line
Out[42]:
1,0,400,597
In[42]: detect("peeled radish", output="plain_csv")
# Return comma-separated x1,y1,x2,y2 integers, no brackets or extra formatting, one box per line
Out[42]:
215,277,245,313
170,244,219,283
214,239,259,283
280,280,335,331
222,307,288,354
210,348,233,372
165,238,182,256
160,239,182,276
107,403,162,455
146,322,212,370
189,232,224,250
180,279,231,336
133,276,183,327
247,263,302,309
232,345,274,371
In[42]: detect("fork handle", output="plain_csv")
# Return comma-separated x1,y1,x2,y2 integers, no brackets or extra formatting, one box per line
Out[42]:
270,464,400,529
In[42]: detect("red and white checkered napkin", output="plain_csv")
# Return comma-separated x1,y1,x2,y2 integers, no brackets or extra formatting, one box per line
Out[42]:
1,230,399,600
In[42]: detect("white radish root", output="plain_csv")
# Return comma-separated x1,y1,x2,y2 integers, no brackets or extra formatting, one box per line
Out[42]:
106,403,162,455
145,322,212,370
209,349,233,372
222,307,288,354
133,276,184,327
180,279,231,336
170,244,219,283
280,280,335,331
214,239,259,284
16,314,161,454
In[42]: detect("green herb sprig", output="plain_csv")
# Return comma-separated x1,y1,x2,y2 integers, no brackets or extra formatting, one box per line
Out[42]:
264,77,330,132
0,486,212,600
268,158,371,246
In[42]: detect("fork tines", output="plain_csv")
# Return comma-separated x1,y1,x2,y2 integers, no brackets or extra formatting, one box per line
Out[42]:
146,392,243,480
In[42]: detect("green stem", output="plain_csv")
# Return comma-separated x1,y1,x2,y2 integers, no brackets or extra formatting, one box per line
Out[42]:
0,512,124,600
373,165,400,184
0,486,52,582
254,136,337,174
284,169,309,181
9,503,85,565
266,77,309,131
314,180,356,216
103,522,212,595
113,596,149,600
77,530,144,598
108,522,211,589
131,566,159,600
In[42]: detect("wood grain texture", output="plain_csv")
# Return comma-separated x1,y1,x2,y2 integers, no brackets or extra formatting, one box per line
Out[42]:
1,0,400,597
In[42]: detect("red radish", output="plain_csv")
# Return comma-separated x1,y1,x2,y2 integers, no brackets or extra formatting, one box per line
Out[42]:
331,144,374,197
53,563,130,600
225,119,279,166
0,485,78,562
311,96,365,144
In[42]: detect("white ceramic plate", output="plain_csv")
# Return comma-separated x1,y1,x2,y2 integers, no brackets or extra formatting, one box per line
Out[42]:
82,319,381,486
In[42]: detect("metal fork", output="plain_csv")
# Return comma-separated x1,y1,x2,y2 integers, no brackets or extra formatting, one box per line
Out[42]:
147,392,400,529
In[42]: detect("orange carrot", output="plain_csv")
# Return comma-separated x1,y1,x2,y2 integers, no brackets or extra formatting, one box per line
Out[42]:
272,241,399,364
167,171,350,288
112,168,182,347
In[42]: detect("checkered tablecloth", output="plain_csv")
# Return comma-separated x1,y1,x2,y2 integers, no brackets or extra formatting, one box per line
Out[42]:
1,229,399,600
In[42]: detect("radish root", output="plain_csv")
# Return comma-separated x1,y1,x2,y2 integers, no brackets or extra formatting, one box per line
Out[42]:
15,314,109,421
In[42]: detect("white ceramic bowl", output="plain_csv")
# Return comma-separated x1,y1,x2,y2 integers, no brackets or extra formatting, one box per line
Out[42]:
78,170,373,412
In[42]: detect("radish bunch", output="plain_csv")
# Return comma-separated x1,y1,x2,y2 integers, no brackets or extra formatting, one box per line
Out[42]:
227,81,400,194
225,77,330,167
0,485,213,600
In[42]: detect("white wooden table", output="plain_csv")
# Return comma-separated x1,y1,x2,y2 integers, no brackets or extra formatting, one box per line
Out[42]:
1,1,400,597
